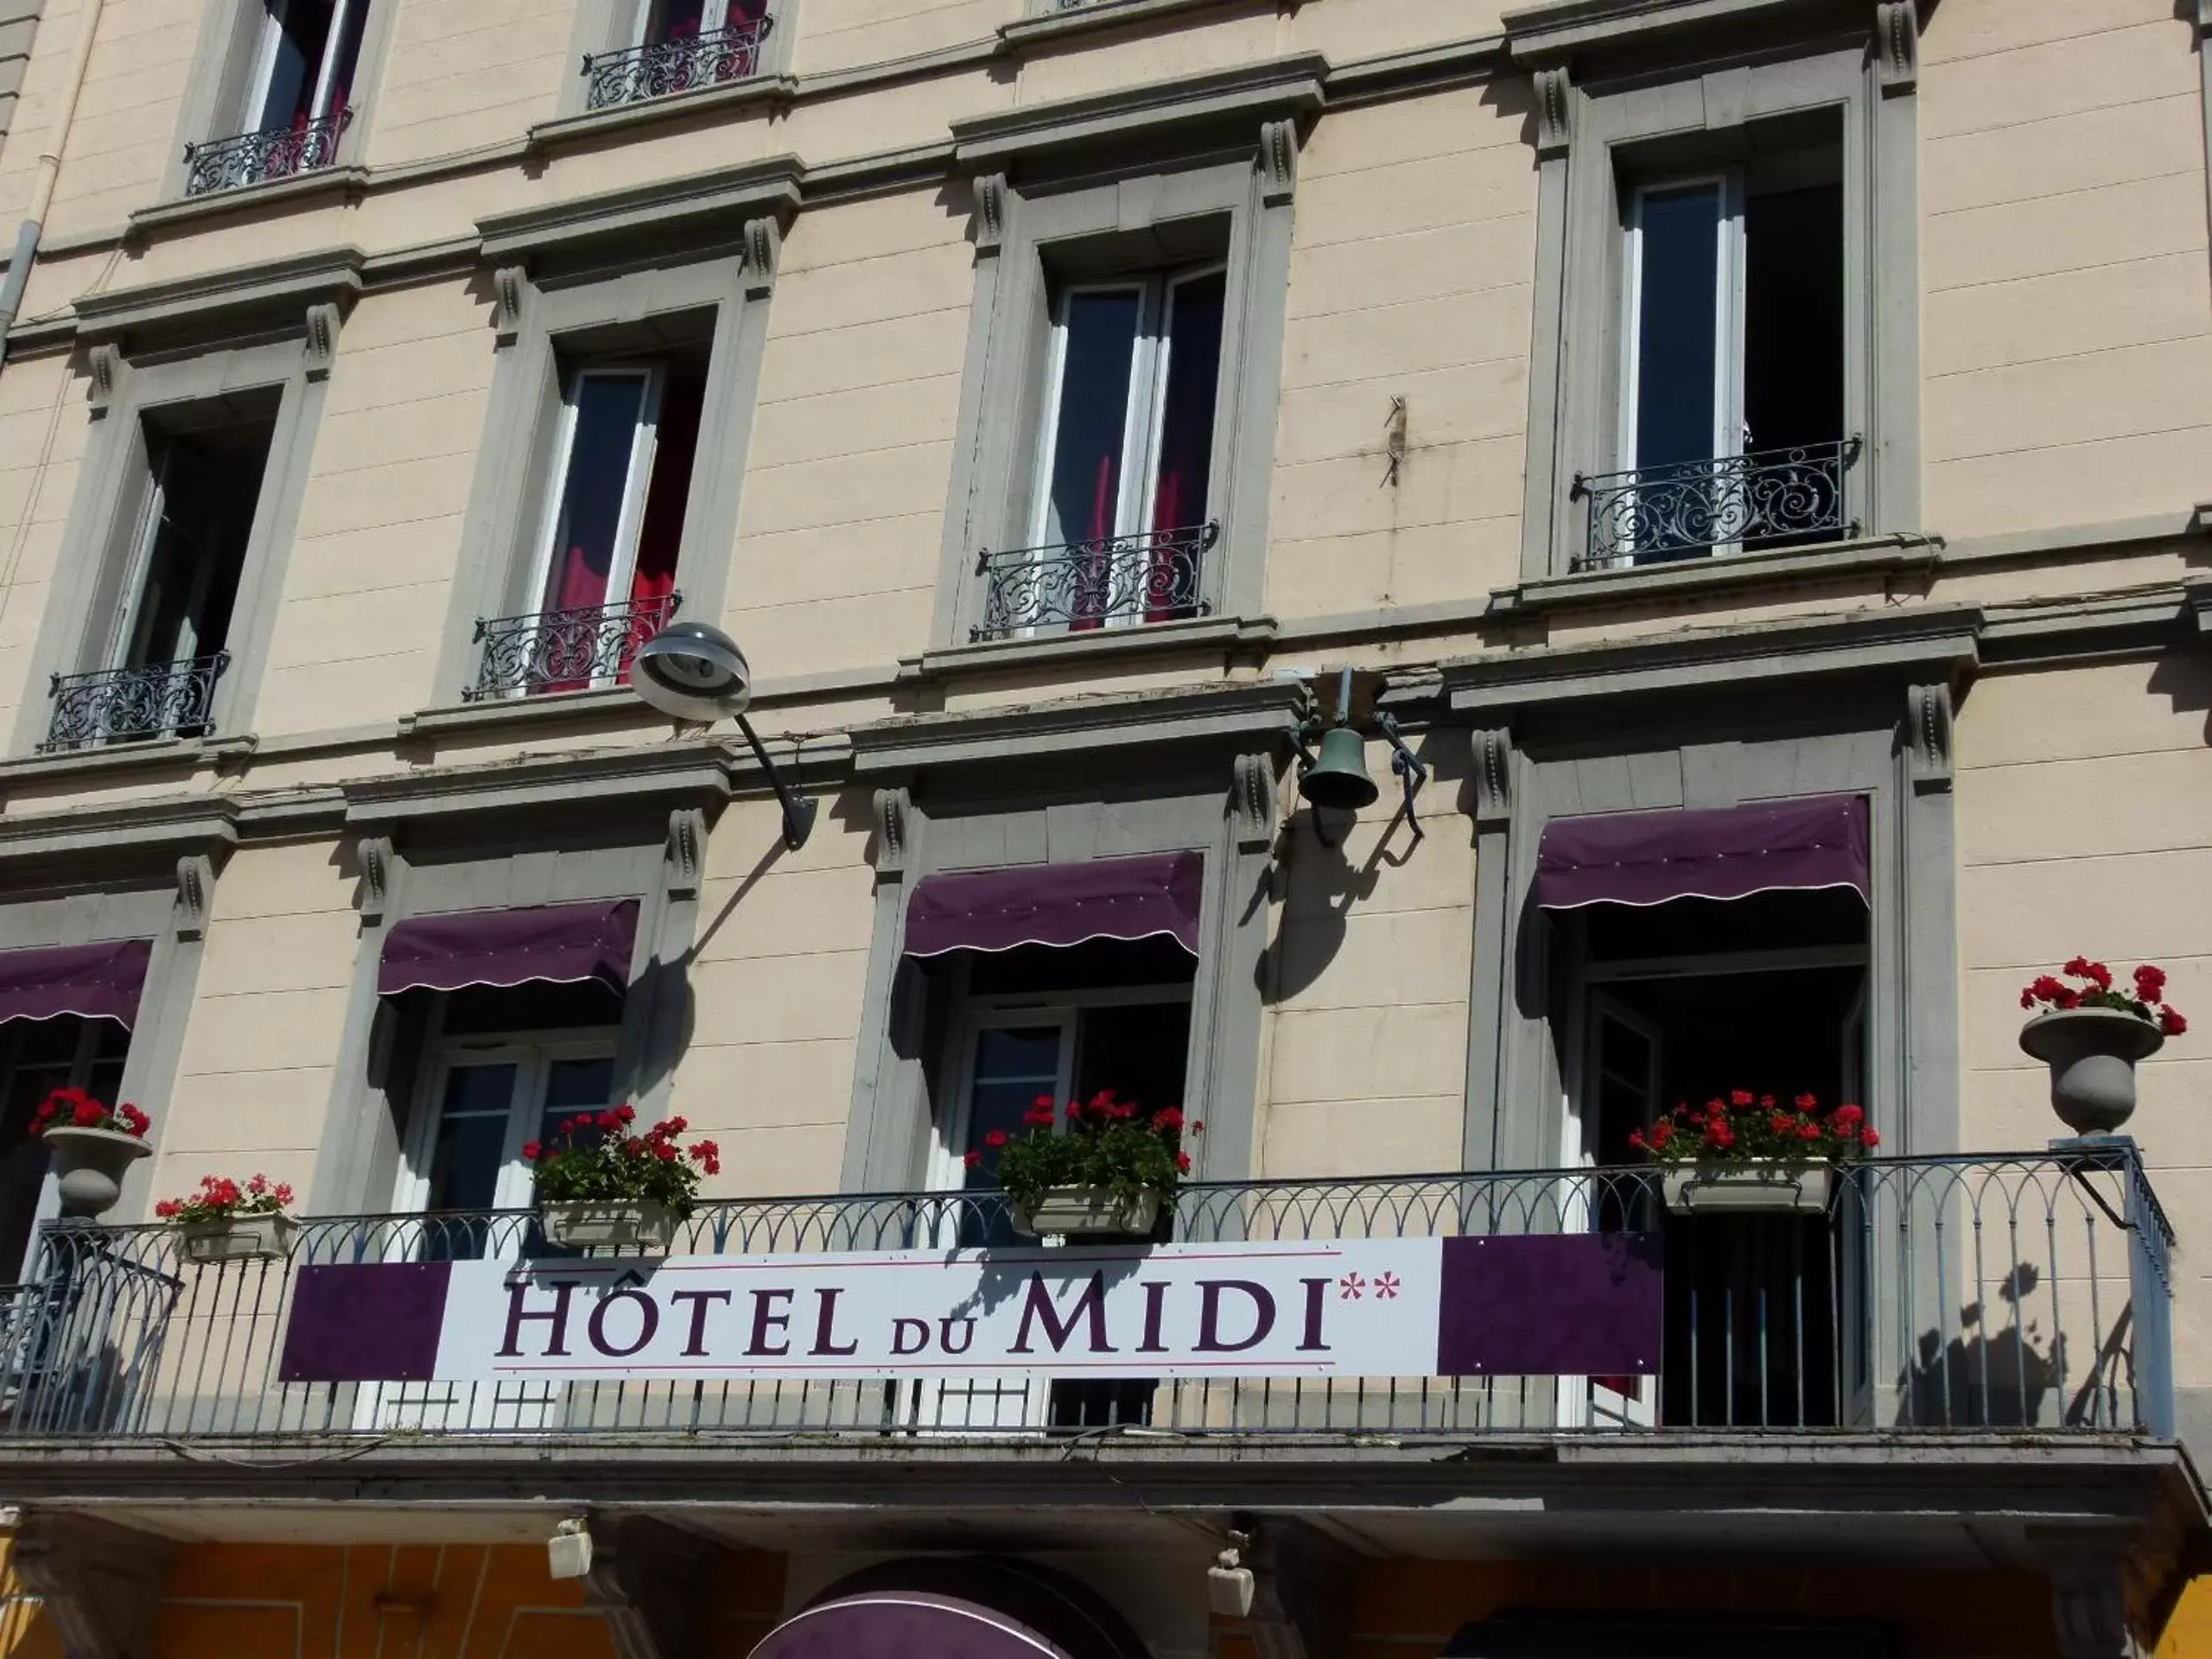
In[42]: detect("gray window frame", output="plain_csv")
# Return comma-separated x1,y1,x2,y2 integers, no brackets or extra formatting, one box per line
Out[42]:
16,333,330,757
1516,10,1922,582
930,134,1298,651
167,0,401,200
842,753,1278,1194
430,244,777,708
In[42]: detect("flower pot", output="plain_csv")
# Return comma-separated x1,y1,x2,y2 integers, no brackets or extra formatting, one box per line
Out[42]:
1662,1161,1833,1215
2019,1006,2164,1135
1010,1186,1161,1239
540,1200,677,1254
177,1211,298,1264
41,1127,150,1218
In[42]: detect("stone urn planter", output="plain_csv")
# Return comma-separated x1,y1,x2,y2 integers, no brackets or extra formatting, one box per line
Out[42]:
41,1127,149,1218
178,1211,299,1265
1661,1161,1833,1216
541,1200,677,1254
1010,1186,1161,1239
2019,1007,2164,1135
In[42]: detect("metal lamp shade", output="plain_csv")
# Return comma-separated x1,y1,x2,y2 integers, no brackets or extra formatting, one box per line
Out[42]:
630,621,753,721
1300,725,1379,812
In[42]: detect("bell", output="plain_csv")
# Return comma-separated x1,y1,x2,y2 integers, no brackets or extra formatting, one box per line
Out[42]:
1300,724,1379,812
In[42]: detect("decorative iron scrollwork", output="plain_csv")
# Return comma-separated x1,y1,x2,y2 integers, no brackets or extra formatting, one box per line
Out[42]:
182,110,351,197
971,522,1217,642
582,18,773,110
466,594,681,701
1573,438,1860,568
42,655,229,752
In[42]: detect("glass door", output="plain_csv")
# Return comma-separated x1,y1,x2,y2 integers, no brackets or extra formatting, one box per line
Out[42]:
1559,991,1661,1428
362,1039,615,1431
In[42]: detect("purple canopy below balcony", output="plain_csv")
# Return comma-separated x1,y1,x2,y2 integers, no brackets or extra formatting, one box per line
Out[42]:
904,851,1204,957
0,938,152,1027
377,899,639,996
750,1560,1149,1659
1535,793,1871,911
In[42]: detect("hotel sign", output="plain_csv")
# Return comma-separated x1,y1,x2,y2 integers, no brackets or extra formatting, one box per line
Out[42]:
278,1235,1661,1384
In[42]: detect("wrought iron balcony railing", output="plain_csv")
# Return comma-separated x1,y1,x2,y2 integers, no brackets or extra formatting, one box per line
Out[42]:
583,17,774,109
182,110,352,197
41,653,228,753
465,592,680,702
0,1148,2169,1442
971,521,1216,642
1573,436,1861,569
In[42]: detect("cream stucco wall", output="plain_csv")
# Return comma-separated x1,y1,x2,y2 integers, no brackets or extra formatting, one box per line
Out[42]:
1954,654,2212,1404
1920,0,2212,539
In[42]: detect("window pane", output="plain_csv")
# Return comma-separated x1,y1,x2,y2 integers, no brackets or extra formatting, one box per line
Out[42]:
545,374,650,613
649,0,708,40
1150,271,1225,537
964,1025,1062,1192
425,1065,518,1213
321,0,370,116
1633,183,1723,473
1044,291,1141,546
257,0,336,129
539,1056,616,1147
1073,1003,1191,1120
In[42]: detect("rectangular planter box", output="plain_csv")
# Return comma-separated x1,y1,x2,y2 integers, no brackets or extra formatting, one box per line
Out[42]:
541,1200,677,1254
179,1211,299,1264
1662,1162,1833,1215
1011,1186,1161,1239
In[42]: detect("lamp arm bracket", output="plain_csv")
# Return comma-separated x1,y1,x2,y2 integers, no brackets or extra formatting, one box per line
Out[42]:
1376,712,1428,841
734,714,818,851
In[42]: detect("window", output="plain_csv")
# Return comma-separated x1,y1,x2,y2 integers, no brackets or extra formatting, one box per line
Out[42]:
0,1020,128,1278
1564,886,1870,1430
919,937,1192,1432
474,351,705,700
45,410,276,751
1595,120,1848,567
990,269,1225,638
584,0,772,109
185,0,366,194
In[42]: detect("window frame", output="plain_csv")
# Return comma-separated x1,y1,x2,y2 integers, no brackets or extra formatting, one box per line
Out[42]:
393,1020,623,1218
931,145,1299,653
238,0,365,134
1516,34,1920,582
1618,173,1746,486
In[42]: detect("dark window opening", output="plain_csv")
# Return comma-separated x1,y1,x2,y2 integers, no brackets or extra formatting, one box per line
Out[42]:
124,416,276,675
1575,885,1870,1428
0,1018,128,1280
250,0,367,132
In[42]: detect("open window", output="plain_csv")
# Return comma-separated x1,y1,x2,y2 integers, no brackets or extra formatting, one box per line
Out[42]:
0,1020,130,1280
1541,798,1874,1429
471,336,707,701
584,0,773,109
46,404,276,752
973,232,1230,642
186,0,367,194
1581,111,1852,568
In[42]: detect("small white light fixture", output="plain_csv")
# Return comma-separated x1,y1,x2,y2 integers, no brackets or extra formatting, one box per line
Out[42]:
1205,1532,1255,1618
629,620,816,850
547,1516,593,1580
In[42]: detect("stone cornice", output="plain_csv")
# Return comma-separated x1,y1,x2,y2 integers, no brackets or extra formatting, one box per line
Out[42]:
850,679,1307,774
477,156,806,268
1388,605,1984,722
67,245,365,353
950,53,1329,169
341,742,735,830
0,796,241,875
1503,0,1876,66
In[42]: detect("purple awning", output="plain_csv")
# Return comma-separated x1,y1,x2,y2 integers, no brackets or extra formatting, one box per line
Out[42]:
905,852,1203,958
1535,794,1870,911
750,1593,1078,1659
378,899,639,997
0,939,151,1027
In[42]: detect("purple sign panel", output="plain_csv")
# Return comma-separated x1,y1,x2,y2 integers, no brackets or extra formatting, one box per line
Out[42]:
279,1235,1661,1384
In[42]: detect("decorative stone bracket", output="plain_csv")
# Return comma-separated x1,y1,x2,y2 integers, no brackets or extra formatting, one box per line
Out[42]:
11,1512,176,1659
1905,682,1953,794
872,785,912,878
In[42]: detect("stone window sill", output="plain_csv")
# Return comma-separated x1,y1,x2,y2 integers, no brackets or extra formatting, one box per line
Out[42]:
897,613,1278,685
0,733,256,785
1488,534,1941,621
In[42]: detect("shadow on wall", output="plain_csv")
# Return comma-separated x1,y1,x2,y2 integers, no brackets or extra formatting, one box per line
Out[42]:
1262,729,1457,1003
1895,1262,2133,1428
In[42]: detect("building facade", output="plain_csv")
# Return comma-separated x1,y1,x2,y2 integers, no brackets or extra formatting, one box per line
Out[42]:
0,0,2203,1655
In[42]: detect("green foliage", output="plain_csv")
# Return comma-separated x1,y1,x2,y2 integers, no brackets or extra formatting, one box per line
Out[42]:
976,1090,1200,1213
525,1104,721,1220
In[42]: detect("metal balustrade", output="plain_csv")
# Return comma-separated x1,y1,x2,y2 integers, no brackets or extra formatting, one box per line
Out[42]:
1573,438,1860,568
582,18,774,109
41,654,228,752
466,593,680,701
971,522,1216,642
0,1148,2168,1442
182,111,352,196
